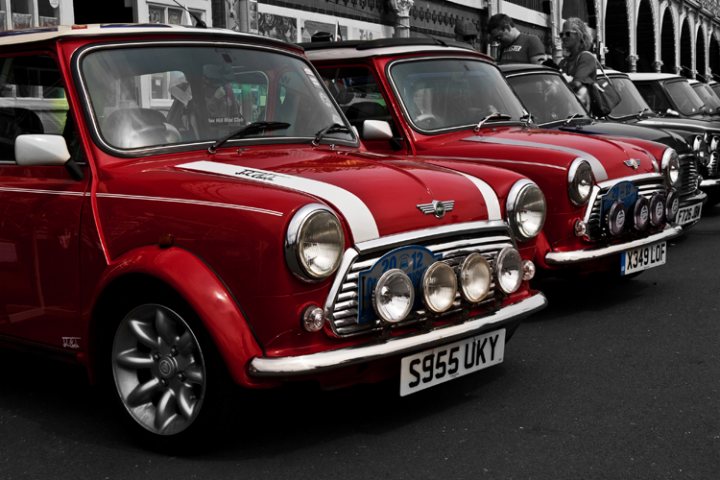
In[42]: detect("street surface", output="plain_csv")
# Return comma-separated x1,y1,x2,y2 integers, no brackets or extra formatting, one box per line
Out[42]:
1,204,719,480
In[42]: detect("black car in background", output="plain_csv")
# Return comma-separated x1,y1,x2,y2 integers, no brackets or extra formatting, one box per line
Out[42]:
608,71,720,203
501,63,706,227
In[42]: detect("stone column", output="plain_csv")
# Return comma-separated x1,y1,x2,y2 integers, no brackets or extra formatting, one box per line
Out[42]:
390,0,414,38
652,60,663,73
628,54,638,72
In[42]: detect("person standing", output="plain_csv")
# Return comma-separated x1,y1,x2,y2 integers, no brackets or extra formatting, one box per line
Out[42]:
557,17,597,109
487,13,547,64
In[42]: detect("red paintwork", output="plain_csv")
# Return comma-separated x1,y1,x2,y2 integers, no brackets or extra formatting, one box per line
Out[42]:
307,46,670,268
0,27,540,389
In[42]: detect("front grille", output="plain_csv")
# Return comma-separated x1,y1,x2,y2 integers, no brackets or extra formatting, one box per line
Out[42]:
678,153,700,197
585,175,666,240
326,230,514,338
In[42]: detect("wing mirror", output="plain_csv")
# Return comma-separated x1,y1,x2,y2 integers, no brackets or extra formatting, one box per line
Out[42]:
15,134,83,180
664,108,680,117
362,120,393,140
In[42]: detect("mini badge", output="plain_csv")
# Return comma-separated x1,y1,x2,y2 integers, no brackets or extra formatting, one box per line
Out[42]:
417,200,455,218
62,337,81,349
624,159,641,170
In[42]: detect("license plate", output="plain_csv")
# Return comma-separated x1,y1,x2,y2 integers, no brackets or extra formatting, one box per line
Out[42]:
620,241,667,275
399,329,505,397
675,203,702,226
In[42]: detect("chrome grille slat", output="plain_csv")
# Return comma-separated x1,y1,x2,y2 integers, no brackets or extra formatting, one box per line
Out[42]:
325,230,514,338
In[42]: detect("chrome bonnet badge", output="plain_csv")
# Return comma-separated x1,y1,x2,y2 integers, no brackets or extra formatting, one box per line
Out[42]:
417,200,455,218
624,159,641,170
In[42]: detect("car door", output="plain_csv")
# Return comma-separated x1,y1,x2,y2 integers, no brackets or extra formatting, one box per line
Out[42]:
0,53,89,350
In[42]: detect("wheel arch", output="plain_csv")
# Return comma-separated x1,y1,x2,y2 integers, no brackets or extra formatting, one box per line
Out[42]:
86,246,264,387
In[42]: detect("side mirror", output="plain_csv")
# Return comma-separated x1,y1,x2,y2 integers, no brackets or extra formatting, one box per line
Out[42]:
15,134,70,166
16,134,83,180
664,108,680,117
362,120,393,140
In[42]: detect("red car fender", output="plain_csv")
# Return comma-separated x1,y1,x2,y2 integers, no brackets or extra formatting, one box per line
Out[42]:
90,245,264,387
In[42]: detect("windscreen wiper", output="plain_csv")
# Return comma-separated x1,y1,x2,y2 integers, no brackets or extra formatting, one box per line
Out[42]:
208,121,291,154
473,112,512,133
312,123,353,146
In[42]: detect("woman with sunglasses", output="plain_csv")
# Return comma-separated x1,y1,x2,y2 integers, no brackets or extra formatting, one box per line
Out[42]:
558,17,596,109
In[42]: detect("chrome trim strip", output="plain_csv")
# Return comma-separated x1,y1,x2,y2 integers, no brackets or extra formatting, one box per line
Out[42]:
700,178,720,187
544,226,682,264
97,192,283,216
595,172,662,189
0,186,86,197
249,292,547,377
461,136,609,181
354,220,509,254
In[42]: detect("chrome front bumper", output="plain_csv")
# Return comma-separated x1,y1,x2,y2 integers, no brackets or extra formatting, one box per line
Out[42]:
700,178,720,188
544,225,682,265
248,292,547,377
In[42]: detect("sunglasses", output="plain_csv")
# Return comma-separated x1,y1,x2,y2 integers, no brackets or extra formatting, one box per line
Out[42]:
559,31,576,38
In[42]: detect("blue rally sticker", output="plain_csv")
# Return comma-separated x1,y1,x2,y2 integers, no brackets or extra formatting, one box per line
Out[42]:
601,181,638,218
357,246,440,324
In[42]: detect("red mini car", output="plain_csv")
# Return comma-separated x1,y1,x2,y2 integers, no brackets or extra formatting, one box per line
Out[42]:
304,38,683,278
0,26,547,447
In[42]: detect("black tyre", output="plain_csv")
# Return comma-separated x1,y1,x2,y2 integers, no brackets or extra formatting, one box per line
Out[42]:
109,300,230,451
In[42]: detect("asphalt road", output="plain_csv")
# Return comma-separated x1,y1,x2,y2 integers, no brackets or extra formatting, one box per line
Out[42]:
1,204,719,480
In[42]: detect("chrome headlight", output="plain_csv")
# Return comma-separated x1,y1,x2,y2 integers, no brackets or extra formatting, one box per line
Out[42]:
661,148,680,188
506,180,546,240
568,158,595,206
286,204,344,281
496,247,523,295
373,269,414,323
422,262,457,313
459,253,492,303
693,135,709,165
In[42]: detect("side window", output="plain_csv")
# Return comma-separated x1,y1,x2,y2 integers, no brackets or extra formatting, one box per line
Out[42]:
0,55,68,161
316,66,389,133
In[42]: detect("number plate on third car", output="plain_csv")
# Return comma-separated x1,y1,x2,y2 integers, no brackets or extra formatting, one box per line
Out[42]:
399,329,505,396
621,241,667,275
675,203,702,226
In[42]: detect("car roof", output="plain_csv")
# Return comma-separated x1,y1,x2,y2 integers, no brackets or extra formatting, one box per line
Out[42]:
627,72,683,81
0,23,302,53
498,63,559,74
300,38,486,61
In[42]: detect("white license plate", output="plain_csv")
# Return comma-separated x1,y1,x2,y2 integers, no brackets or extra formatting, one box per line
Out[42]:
620,241,667,275
675,203,702,226
399,329,505,397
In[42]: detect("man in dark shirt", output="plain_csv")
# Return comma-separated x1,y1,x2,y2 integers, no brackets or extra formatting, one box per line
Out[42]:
487,13,546,64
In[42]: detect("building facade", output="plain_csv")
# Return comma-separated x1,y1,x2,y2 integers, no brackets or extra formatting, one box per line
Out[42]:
5,0,720,79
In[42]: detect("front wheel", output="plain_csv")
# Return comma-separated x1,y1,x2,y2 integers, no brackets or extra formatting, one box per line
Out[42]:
110,302,227,448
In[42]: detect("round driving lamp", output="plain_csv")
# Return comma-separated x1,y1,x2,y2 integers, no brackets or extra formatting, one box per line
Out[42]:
606,201,626,236
661,148,681,188
568,159,595,206
507,180,546,240
286,204,345,281
373,269,414,324
422,262,458,313
632,196,650,231
708,152,718,169
495,247,523,295
459,253,492,303
665,190,679,223
649,193,666,226
693,135,708,165
710,135,720,153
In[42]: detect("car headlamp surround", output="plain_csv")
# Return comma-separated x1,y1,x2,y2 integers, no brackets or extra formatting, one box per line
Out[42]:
285,203,345,281
661,148,681,188
506,179,546,241
373,268,415,324
710,135,720,152
567,158,595,206
459,253,492,303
